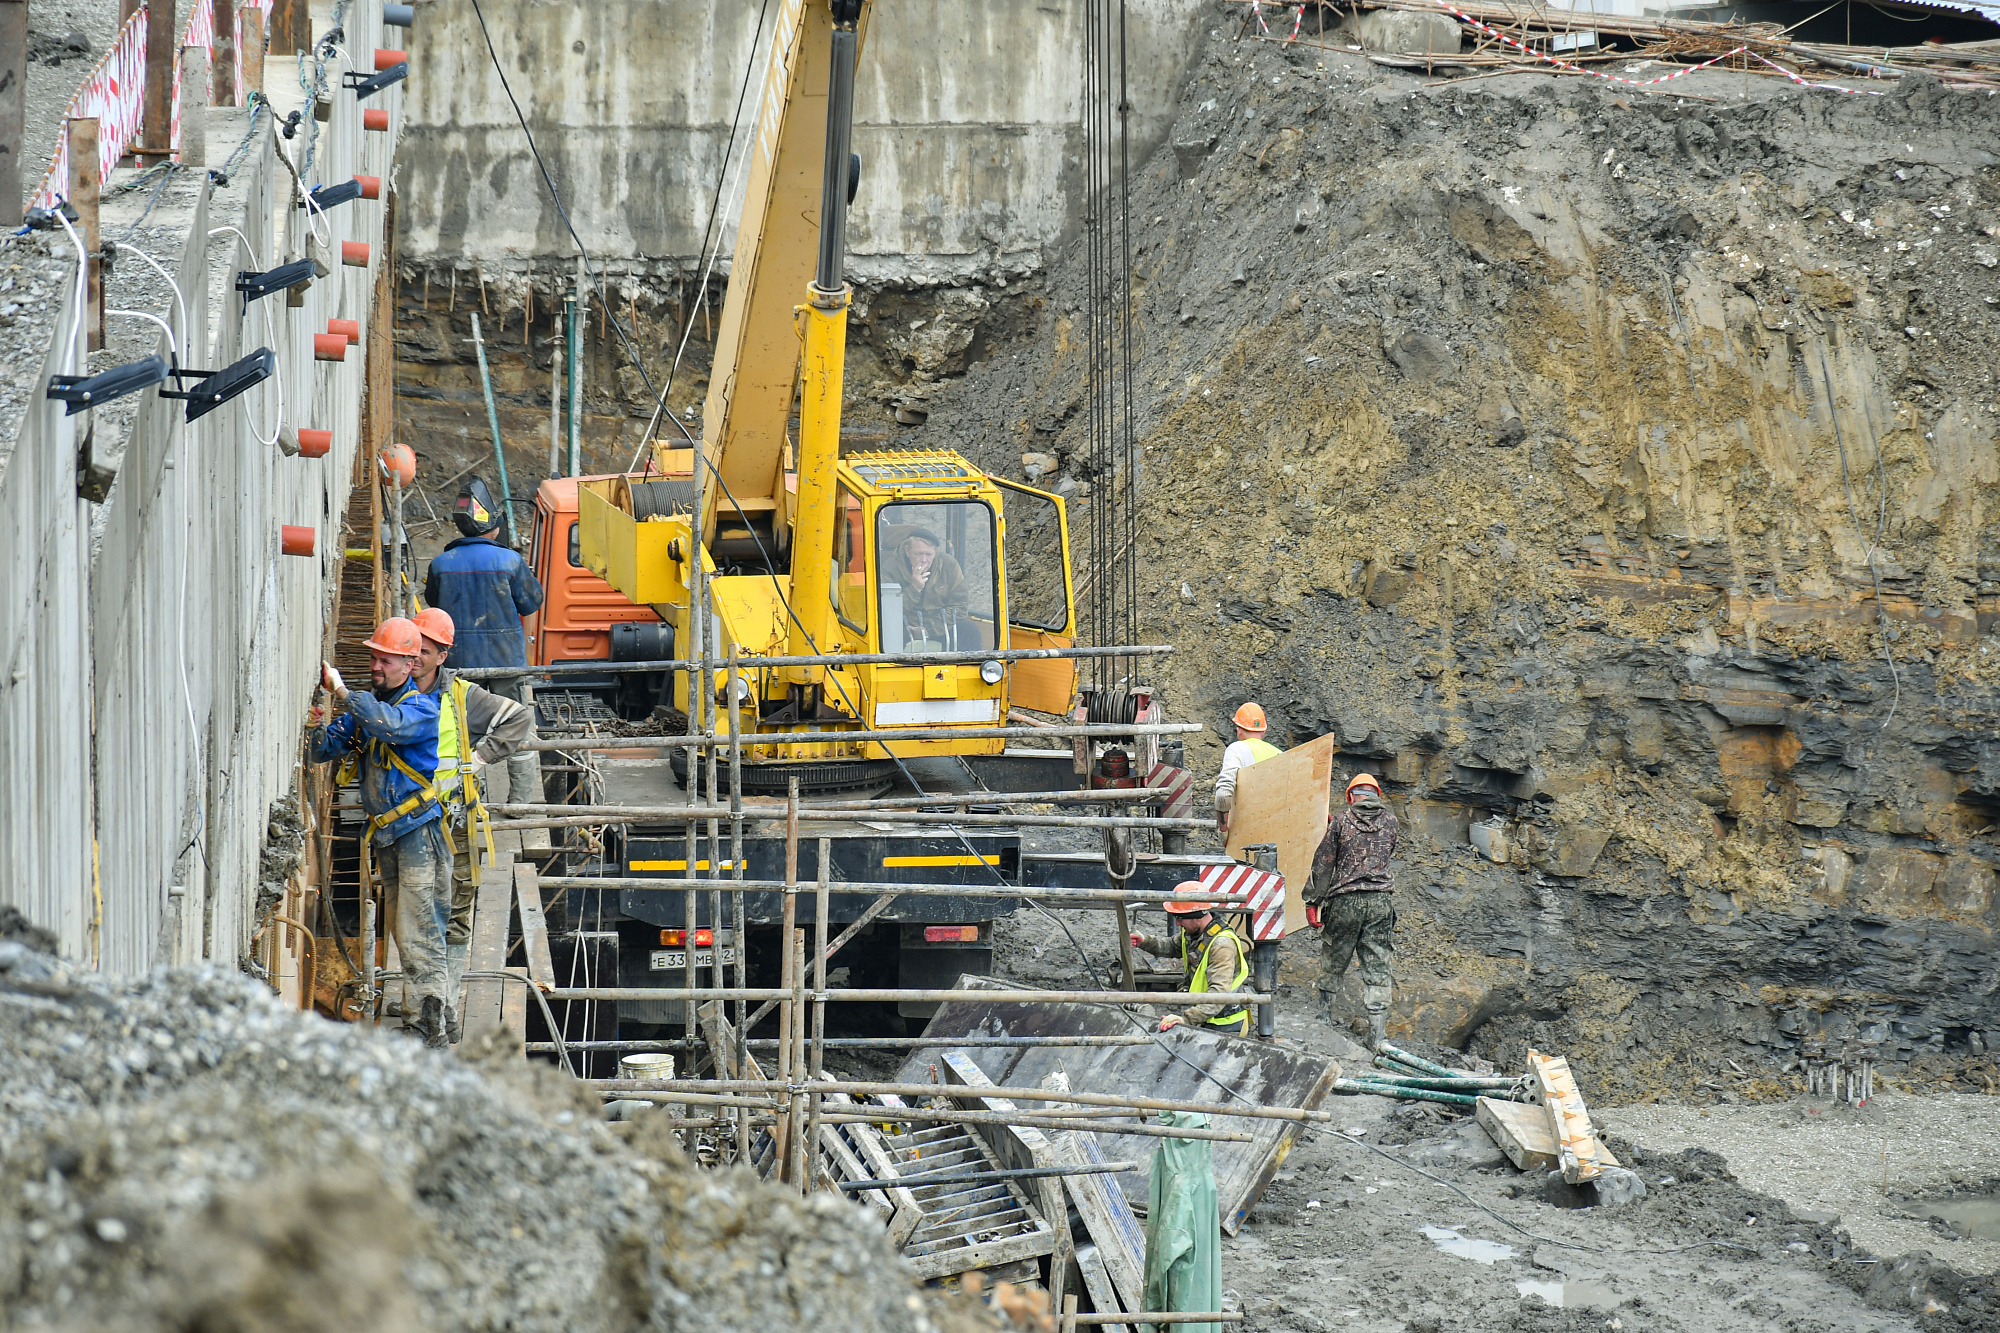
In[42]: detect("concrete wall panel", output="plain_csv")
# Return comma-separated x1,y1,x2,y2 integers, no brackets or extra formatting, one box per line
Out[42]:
398,0,1206,276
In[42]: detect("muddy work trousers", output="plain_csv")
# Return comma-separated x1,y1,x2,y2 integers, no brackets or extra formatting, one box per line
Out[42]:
1314,889,1395,1022
378,819,451,1010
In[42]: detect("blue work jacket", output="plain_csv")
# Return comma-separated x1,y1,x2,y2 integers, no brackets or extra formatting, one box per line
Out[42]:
310,678,442,845
423,536,545,670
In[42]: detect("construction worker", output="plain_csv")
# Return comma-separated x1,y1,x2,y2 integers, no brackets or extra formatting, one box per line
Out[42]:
422,476,545,807
309,618,452,1047
1130,894,1252,1037
412,606,534,1040
1213,702,1282,836
1305,772,1401,1050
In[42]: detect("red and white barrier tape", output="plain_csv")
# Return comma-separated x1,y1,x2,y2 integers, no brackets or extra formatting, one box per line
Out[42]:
32,0,275,211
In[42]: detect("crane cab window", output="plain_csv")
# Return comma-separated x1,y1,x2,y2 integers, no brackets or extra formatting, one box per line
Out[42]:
877,500,997,653
830,486,868,633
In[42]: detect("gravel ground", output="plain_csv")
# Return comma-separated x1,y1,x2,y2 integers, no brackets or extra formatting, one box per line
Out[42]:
20,0,125,199
1613,1092,2000,1278
0,924,1004,1333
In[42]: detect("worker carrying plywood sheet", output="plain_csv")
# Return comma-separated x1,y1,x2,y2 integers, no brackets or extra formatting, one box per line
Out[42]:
1306,772,1400,1051
1212,701,1281,837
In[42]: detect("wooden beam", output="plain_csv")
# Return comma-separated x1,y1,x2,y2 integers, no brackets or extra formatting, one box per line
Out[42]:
141,0,178,163
210,0,236,104
64,119,102,352
461,847,517,1036
268,0,307,55
0,0,24,228
515,863,554,988
239,5,263,98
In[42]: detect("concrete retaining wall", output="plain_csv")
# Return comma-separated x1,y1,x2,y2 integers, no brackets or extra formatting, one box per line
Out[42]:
396,0,1209,279
0,1,402,974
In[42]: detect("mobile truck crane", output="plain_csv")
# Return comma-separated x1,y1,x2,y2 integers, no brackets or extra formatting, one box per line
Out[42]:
526,0,1225,1036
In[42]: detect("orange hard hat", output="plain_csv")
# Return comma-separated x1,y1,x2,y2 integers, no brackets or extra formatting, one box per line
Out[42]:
378,442,416,488
1233,702,1267,733
1163,887,1215,915
413,606,455,647
1346,772,1383,798
363,616,424,657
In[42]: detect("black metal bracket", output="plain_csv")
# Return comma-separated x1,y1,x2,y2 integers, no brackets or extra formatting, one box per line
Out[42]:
343,62,407,99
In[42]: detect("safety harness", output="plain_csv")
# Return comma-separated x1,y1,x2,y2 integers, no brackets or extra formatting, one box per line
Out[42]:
1182,919,1251,1028
433,675,496,867
336,680,455,855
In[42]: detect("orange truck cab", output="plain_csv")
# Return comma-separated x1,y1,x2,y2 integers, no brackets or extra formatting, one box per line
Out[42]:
525,476,671,722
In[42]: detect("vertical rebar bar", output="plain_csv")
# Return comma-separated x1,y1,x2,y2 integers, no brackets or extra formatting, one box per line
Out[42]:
777,778,800,1182
567,257,584,477
790,927,809,1192
807,836,830,1189
728,648,747,1160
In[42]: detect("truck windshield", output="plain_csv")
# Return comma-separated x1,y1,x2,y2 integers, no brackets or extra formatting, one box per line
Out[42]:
877,500,998,653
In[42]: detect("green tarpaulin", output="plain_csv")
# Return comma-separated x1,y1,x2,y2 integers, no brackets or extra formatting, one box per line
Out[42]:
1142,1110,1220,1333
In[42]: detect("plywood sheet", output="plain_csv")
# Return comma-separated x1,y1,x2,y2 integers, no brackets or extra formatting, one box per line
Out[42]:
1225,732,1339,932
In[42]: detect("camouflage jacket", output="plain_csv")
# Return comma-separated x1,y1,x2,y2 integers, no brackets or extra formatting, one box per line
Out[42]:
1307,792,1398,903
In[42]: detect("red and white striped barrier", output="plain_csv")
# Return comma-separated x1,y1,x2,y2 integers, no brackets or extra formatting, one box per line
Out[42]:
1195,862,1287,942
1145,762,1194,820
32,0,275,211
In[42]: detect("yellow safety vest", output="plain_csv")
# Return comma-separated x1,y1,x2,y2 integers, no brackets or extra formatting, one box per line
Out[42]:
1243,738,1282,764
432,675,495,866
1184,921,1251,1027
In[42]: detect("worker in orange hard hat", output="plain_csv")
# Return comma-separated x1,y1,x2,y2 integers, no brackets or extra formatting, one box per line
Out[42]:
411,605,534,1039
1213,701,1283,837
308,616,452,1047
1129,891,1252,1037
1305,769,1400,1050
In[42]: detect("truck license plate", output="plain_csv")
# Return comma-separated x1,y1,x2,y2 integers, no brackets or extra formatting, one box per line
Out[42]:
650,948,736,971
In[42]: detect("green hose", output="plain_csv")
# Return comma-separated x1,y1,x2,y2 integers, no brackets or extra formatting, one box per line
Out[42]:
1333,1077,1483,1107
1377,1042,1474,1079
1357,1071,1521,1092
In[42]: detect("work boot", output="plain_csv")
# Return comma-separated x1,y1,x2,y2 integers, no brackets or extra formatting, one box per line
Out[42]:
1367,1008,1389,1053
447,1003,462,1045
417,995,447,1049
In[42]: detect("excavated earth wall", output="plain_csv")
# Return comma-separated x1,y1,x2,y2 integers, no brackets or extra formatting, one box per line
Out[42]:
894,20,2000,1101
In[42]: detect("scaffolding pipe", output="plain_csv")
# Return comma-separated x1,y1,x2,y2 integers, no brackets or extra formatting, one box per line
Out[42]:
602,1095,1254,1142
537,875,1219,905
454,644,1177,679
837,1160,1140,1192
486,808,1209,831
591,1077,1328,1125
528,1035,1156,1053
540,985,1272,1004
518,721,1201,752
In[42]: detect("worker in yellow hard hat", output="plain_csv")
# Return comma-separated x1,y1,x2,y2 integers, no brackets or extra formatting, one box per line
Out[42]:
1129,893,1252,1037
308,617,451,1047
412,606,535,1041
1213,701,1282,837
1306,771,1401,1050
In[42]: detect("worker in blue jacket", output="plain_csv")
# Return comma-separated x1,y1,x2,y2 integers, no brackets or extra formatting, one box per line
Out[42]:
310,616,452,1048
423,476,545,806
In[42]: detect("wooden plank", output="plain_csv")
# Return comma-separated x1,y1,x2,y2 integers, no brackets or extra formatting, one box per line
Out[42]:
0,0,25,228
460,848,516,1036
1038,1072,1146,1313
1527,1051,1617,1184
64,118,101,351
1475,1097,1564,1173
141,0,177,161
498,966,528,1057
210,0,237,106
1074,1246,1130,1333
842,1117,924,1248
515,864,554,988
1224,732,1339,932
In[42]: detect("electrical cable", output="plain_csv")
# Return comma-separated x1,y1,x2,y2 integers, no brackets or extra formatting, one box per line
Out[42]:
107,239,190,348
104,308,180,364
207,224,287,447
52,208,90,345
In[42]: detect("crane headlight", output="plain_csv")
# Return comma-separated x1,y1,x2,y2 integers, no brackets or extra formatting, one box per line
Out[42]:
979,659,1004,685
